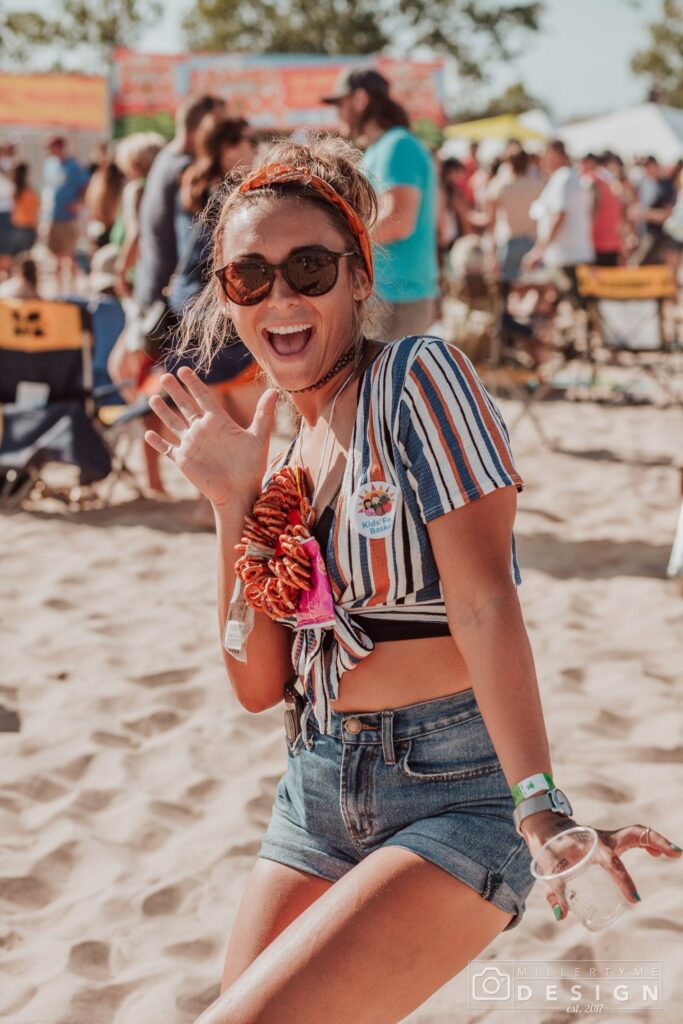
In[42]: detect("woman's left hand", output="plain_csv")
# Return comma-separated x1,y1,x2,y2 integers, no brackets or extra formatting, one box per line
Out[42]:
520,811,682,921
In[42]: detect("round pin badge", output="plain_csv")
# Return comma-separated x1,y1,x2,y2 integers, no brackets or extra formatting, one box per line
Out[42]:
351,481,398,538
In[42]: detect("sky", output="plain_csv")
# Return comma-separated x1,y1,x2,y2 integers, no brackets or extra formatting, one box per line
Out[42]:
135,0,663,124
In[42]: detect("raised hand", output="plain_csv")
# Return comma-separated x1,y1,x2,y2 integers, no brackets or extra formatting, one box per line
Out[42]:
144,365,278,510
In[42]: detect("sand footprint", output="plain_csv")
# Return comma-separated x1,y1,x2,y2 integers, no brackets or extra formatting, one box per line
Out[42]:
176,981,221,1018
584,707,633,740
11,775,68,803
124,710,183,736
130,667,197,688
184,778,222,803
0,875,55,909
68,982,137,1024
632,744,683,764
149,799,199,824
142,878,197,917
164,937,218,960
68,939,111,980
71,789,119,814
163,688,205,712
91,730,139,749
572,779,632,804
55,752,96,782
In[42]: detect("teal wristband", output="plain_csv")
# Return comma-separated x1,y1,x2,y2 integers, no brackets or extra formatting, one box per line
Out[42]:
511,772,555,807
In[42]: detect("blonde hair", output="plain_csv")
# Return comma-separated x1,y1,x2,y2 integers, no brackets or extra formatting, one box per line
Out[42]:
115,132,166,179
175,133,383,374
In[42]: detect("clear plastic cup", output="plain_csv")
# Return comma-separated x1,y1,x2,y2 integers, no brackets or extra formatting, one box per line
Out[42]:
530,825,629,931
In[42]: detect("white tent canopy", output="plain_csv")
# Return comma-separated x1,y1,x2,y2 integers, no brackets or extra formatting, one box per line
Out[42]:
559,103,683,165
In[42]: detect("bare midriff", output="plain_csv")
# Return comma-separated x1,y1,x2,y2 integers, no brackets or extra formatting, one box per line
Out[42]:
325,635,473,712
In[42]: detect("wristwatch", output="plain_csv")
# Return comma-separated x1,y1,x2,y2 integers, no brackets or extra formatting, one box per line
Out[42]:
512,787,573,837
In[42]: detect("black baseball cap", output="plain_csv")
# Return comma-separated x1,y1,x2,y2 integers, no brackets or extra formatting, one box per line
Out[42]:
321,67,390,104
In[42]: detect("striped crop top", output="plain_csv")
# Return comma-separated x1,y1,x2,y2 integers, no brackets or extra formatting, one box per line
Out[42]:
263,335,524,733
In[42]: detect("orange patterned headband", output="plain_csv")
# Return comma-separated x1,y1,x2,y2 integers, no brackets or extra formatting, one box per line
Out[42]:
238,162,374,286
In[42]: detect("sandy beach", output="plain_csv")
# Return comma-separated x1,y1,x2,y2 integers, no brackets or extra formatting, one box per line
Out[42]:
2,394,683,1024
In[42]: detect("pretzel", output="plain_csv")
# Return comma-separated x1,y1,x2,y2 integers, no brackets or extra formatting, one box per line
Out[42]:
234,462,317,621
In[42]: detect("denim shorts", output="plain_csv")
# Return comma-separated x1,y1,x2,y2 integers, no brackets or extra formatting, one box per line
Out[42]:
258,687,536,930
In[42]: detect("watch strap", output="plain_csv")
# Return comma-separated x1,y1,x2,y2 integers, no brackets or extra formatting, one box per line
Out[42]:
513,788,573,836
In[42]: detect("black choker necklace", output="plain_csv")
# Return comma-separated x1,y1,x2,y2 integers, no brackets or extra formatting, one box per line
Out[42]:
284,339,365,394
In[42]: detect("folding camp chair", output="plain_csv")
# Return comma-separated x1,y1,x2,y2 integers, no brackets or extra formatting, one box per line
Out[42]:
576,264,682,404
439,269,556,446
0,298,146,509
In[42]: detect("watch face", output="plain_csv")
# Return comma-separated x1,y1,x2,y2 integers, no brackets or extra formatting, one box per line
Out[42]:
553,788,572,815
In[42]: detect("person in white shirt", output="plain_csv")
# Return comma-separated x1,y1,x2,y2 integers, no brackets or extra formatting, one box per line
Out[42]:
523,139,594,297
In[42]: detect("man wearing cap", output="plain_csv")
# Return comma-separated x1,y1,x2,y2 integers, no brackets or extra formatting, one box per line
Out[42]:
323,67,438,340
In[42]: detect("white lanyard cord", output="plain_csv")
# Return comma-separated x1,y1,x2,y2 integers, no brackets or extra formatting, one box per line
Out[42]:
294,365,358,507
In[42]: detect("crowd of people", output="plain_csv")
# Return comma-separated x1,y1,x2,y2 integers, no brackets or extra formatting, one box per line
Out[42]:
1,66,682,497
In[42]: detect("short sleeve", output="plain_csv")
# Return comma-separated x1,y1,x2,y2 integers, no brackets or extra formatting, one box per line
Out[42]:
373,134,426,191
397,338,523,524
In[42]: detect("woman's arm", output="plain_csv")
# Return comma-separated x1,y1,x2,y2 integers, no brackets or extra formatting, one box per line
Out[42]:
427,484,556,841
145,369,294,713
213,500,296,713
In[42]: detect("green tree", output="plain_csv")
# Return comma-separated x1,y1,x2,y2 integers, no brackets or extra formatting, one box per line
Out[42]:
631,0,683,108
183,0,544,82
0,0,161,68
454,80,547,121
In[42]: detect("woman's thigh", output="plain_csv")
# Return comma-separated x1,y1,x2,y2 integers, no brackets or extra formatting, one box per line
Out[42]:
204,845,513,1024
220,857,335,992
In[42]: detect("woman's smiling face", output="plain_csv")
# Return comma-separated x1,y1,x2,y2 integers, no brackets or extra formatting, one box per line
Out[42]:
219,196,362,393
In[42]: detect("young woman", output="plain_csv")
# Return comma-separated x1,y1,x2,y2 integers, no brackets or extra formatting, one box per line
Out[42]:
145,136,680,1024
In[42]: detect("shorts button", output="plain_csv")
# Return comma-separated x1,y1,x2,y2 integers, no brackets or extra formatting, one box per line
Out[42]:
344,717,362,734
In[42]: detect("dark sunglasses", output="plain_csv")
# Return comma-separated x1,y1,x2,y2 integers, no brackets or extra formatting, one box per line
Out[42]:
214,246,355,305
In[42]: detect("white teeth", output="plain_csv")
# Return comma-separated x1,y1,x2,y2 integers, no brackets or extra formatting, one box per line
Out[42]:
267,324,312,335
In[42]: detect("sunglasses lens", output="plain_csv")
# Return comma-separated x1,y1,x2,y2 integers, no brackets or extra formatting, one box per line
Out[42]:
222,262,272,305
286,250,339,296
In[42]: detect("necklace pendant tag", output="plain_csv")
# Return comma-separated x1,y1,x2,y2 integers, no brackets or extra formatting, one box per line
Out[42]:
351,481,398,538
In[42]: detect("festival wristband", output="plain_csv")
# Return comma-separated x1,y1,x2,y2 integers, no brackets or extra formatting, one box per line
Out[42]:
511,772,555,807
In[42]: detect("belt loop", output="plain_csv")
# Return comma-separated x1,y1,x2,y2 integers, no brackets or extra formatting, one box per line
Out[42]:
381,710,395,765
301,701,314,750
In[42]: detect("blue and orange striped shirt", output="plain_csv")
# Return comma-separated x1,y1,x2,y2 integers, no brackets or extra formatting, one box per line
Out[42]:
264,335,524,733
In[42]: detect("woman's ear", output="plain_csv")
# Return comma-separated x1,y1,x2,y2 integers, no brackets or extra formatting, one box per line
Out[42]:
352,267,372,302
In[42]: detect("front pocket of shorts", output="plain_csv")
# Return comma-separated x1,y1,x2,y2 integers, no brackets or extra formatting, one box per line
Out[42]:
396,713,502,782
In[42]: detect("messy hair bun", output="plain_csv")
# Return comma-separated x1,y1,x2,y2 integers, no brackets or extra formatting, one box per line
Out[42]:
174,133,381,374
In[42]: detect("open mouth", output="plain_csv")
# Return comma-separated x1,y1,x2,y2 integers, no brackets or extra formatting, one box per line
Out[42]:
263,324,314,357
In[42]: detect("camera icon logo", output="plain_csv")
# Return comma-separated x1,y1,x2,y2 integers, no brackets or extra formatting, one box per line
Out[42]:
471,965,512,1001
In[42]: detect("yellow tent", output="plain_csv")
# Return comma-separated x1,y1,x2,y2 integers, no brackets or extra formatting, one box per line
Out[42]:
444,114,546,142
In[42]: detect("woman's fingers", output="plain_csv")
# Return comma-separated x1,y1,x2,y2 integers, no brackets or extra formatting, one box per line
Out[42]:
596,844,640,905
608,824,682,859
159,370,207,423
148,394,188,437
545,887,569,922
175,365,223,415
144,429,174,457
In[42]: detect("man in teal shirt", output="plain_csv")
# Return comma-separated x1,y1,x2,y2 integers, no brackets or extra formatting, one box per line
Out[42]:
323,68,438,340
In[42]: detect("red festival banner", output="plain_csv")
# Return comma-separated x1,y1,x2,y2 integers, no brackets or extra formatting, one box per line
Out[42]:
0,73,108,131
112,52,445,130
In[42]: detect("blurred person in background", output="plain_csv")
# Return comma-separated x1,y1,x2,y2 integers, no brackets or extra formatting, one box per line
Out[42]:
0,254,40,299
107,94,224,496
111,132,166,297
523,139,594,296
602,152,638,256
0,141,16,276
171,112,262,427
323,67,438,338
10,163,40,256
630,156,681,271
108,93,224,391
488,148,543,287
83,146,125,249
580,153,623,266
41,135,90,293
438,157,475,252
